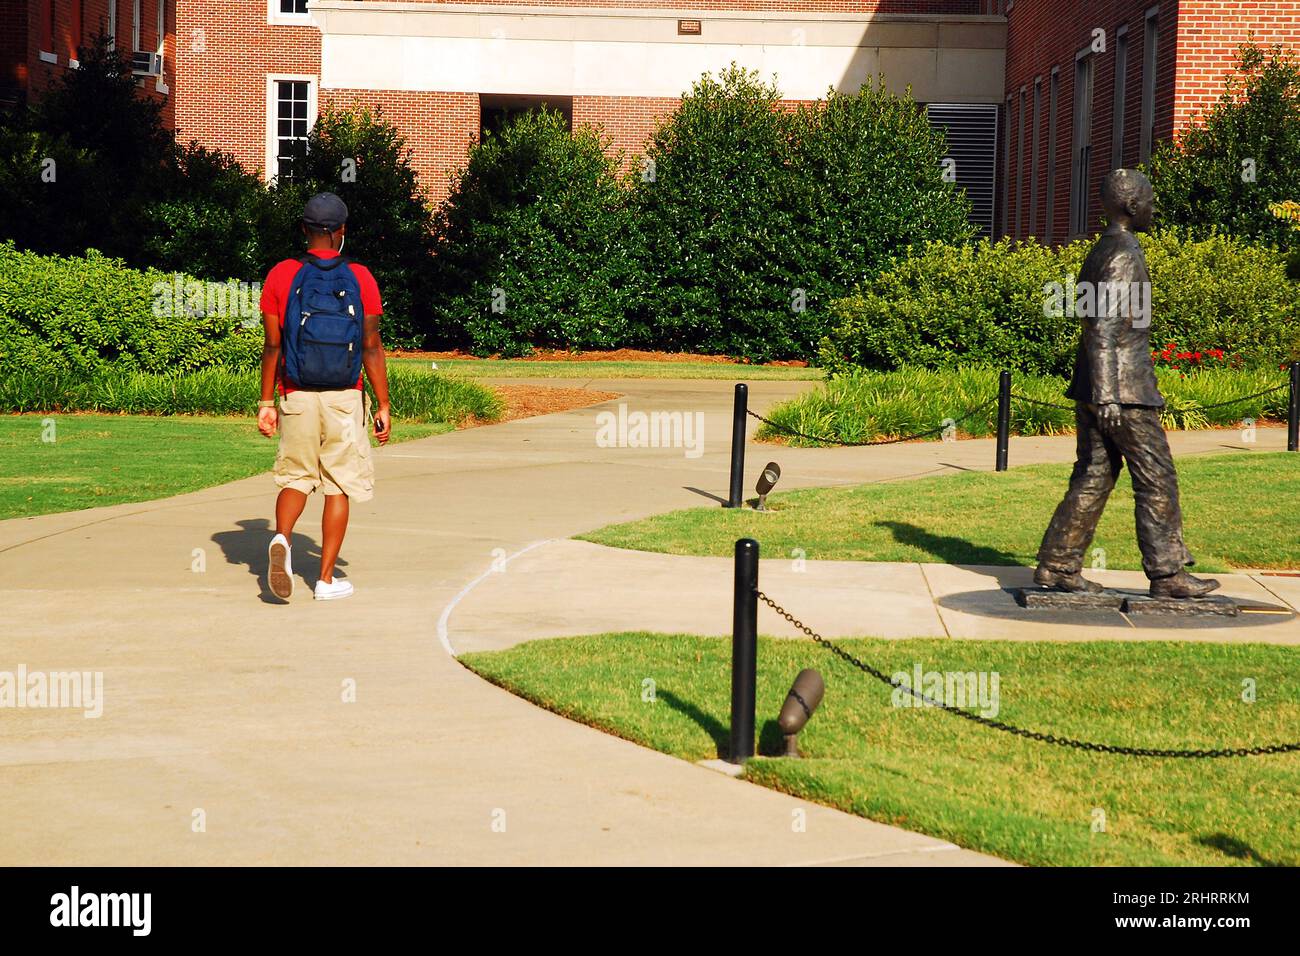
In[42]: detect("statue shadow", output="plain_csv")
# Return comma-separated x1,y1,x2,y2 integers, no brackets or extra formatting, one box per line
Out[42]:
210,518,347,604
874,520,1027,568
1194,833,1288,867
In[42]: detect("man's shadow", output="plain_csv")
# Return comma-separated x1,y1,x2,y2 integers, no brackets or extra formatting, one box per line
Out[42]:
211,518,346,604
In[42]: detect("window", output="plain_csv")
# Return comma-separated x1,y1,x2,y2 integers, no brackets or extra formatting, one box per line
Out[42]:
1140,7,1159,163
1111,25,1128,170
1070,51,1095,235
480,94,573,137
71,0,83,62
1030,78,1042,237
269,0,312,24
1002,94,1013,235
1016,87,1026,238
41,0,55,55
108,0,116,50
132,0,141,51
267,77,316,181
1046,68,1059,242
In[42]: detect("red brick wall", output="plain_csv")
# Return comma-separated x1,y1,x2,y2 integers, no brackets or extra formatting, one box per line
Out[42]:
172,2,317,177
1172,0,1300,132
361,0,985,11
1002,0,1181,245
1,1,29,101
320,89,479,203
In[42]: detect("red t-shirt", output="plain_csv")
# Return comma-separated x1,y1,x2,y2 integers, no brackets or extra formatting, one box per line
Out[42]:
260,249,383,393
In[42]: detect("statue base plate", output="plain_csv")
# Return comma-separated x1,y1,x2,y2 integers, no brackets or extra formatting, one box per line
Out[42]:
1015,588,1240,617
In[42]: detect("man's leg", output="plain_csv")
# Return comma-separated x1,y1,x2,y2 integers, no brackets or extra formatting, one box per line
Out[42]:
1036,403,1122,576
275,487,309,539
319,493,349,585
1102,407,1217,596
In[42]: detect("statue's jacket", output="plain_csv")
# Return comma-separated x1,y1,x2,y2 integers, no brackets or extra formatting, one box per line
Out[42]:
1064,229,1165,408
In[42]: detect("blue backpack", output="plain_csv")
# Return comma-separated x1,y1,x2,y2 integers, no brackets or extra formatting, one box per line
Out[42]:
282,255,364,390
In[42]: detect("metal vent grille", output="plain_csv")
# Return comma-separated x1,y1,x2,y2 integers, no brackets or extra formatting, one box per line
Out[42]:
926,103,999,237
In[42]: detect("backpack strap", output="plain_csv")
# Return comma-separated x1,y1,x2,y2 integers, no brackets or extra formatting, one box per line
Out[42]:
300,253,351,271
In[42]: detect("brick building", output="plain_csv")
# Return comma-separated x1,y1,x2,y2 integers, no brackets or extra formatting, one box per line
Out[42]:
5,1,1298,238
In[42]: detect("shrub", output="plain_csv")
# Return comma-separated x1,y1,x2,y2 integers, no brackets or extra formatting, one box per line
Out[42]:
819,230,1299,376
819,238,1085,376
0,364,503,424
431,108,647,356
0,242,261,375
755,366,1292,447
1148,44,1300,250
272,103,439,348
141,143,282,282
635,67,971,361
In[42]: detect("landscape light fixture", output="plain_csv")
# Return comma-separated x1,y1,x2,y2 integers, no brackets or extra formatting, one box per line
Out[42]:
754,462,781,511
777,668,824,757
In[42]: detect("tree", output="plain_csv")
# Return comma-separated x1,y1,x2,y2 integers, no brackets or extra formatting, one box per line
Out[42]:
431,108,647,355
274,103,439,347
635,66,973,361
1148,43,1300,249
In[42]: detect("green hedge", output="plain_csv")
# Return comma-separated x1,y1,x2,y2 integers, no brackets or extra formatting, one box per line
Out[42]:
819,230,1300,376
0,242,261,375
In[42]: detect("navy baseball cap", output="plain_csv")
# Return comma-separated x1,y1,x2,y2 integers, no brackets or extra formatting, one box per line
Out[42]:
303,192,348,231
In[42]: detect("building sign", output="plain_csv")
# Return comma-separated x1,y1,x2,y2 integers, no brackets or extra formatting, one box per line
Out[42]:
677,20,702,36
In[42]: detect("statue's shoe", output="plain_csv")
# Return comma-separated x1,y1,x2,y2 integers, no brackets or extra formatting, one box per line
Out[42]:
1149,570,1221,598
1033,565,1103,593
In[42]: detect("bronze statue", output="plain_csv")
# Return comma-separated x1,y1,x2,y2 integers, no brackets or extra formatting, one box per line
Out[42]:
1034,169,1219,599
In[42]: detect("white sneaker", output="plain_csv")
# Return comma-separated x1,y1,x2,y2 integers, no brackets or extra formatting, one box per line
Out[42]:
314,578,354,601
268,533,293,600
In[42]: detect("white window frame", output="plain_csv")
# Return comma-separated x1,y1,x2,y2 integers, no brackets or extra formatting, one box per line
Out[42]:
268,0,313,26
155,0,168,93
266,74,318,182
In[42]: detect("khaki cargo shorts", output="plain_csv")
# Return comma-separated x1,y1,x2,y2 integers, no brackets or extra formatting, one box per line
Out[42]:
274,389,374,502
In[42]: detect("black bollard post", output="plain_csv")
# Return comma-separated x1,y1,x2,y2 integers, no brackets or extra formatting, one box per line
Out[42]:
725,383,748,507
995,370,1012,472
729,538,759,764
1289,362,1300,453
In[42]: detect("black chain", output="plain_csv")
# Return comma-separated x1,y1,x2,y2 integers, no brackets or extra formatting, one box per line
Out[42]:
747,398,996,447
1010,392,1075,411
754,590,1300,759
1183,383,1288,411
756,384,1288,445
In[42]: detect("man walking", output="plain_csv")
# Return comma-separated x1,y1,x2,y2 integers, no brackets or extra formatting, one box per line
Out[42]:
1034,169,1217,599
257,192,392,601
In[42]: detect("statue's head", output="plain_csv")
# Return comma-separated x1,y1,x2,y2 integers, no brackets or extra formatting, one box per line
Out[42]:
1100,169,1155,232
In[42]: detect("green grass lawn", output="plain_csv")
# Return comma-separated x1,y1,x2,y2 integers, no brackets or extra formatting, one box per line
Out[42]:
581,452,1300,571
392,357,823,380
461,632,1300,866
0,414,451,520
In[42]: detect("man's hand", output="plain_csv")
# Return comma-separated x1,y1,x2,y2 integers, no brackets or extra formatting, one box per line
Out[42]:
257,405,279,438
373,404,392,445
1098,403,1122,430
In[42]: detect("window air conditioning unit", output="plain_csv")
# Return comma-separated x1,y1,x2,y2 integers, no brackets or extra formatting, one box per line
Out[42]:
131,51,162,76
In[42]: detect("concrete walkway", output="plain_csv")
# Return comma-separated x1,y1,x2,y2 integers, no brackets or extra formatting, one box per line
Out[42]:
449,540,1300,654
0,377,1287,865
